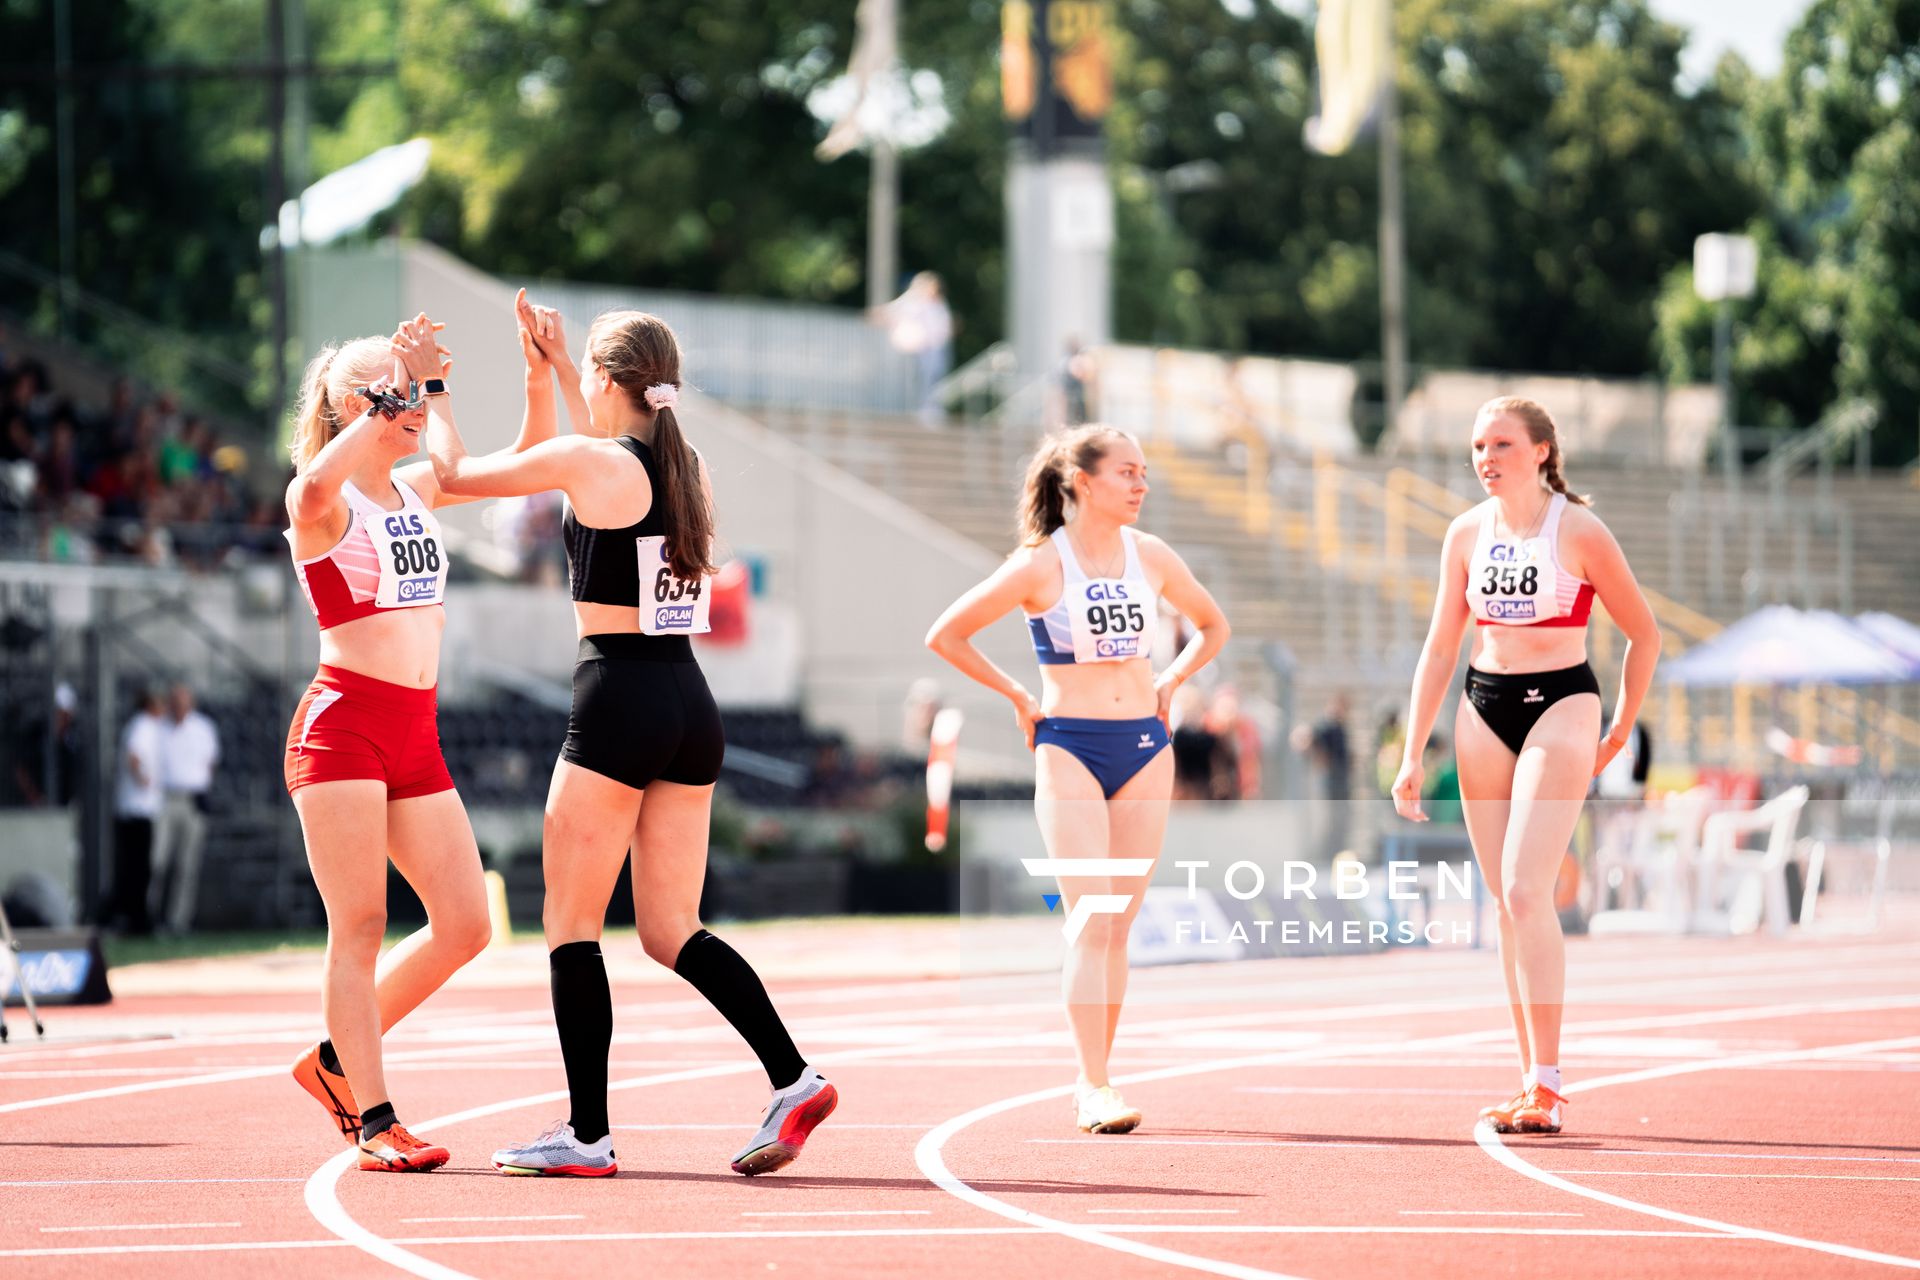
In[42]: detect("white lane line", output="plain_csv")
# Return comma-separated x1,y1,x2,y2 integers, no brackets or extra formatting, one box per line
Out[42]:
1542,1170,1920,1183
740,1210,934,1218
40,1222,241,1233
1237,1086,1493,1096
1478,1033,1920,1271
1025,1139,1382,1150
1086,1209,1242,1215
1399,1211,1582,1217
614,1123,936,1130
0,1224,1744,1259
1587,1148,1920,1165
917,995,1920,1280
301,989,1507,1280
400,1216,586,1224
915,1018,1524,1280
0,1177,306,1187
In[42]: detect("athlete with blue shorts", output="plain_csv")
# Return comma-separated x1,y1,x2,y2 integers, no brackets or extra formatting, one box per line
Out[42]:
928,424,1229,1133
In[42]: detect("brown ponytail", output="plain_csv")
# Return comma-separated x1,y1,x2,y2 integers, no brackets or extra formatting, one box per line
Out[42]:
1017,424,1133,545
586,310,715,582
1476,396,1590,507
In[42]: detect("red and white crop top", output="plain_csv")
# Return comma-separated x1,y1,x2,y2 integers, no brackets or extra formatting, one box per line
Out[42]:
1465,492,1593,628
286,477,449,630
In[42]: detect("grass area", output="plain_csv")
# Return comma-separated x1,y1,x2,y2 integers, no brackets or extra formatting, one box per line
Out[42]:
99,916,970,967
101,930,335,967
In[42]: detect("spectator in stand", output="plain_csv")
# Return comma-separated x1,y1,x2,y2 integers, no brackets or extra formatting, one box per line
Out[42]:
1169,685,1221,802
108,687,167,934
1051,337,1097,429
1422,733,1463,825
37,405,81,508
1306,692,1352,858
874,272,953,426
1208,686,1261,801
152,682,219,934
11,682,81,808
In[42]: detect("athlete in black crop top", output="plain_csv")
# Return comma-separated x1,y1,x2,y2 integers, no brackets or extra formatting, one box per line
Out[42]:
563,434,665,602
424,301,834,1179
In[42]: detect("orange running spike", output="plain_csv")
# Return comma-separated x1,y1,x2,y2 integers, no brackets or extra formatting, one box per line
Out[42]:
1512,1083,1568,1135
291,1042,360,1146
357,1123,450,1173
1477,1088,1530,1134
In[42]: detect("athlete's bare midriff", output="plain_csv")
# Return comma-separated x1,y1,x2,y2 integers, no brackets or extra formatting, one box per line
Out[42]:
573,600,649,638
1037,661,1158,719
317,607,447,689
1468,625,1589,676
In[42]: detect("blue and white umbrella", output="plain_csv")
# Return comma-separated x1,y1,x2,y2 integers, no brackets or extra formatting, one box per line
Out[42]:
1663,604,1918,687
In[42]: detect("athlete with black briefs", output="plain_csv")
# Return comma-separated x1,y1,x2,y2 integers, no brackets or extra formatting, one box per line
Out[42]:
423,301,832,1178
927,424,1229,1133
1391,396,1661,1135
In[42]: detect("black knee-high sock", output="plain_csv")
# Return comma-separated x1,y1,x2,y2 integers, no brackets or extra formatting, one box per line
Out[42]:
549,941,613,1143
673,929,807,1090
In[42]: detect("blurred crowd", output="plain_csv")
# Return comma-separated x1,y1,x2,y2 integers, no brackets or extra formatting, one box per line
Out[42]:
0,326,282,568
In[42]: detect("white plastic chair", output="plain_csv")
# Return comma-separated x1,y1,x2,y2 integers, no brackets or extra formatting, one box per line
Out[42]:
1694,785,1811,937
1588,786,1715,936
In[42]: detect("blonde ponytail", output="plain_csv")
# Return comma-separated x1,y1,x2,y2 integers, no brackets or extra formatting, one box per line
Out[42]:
286,335,398,473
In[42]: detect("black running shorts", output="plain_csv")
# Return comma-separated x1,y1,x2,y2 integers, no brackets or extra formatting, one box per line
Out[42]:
561,633,725,789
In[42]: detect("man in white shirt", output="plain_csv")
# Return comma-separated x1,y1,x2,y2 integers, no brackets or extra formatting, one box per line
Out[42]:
152,682,220,933
110,688,167,934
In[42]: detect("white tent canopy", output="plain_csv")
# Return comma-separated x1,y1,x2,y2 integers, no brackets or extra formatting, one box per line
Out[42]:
263,138,433,250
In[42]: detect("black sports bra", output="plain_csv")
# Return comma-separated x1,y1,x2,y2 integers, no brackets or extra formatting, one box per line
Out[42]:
563,434,662,606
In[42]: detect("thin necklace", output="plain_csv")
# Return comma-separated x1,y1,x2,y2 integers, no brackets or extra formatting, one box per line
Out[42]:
1500,489,1553,542
1068,526,1125,580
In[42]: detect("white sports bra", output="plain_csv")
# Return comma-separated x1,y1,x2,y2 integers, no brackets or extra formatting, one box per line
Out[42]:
1026,526,1158,665
1465,492,1594,628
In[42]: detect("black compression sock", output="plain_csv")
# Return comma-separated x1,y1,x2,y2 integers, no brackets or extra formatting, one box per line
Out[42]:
360,1101,397,1142
550,940,613,1144
317,1039,343,1076
673,929,807,1090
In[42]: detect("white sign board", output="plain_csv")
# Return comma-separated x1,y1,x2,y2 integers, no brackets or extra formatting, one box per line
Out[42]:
1694,233,1758,302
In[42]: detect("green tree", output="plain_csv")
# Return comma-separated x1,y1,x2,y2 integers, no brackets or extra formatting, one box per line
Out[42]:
1657,0,1920,462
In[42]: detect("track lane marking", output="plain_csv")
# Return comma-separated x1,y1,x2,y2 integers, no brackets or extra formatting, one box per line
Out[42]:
1478,1033,1920,1270
0,1223,1748,1259
917,995,1920,1280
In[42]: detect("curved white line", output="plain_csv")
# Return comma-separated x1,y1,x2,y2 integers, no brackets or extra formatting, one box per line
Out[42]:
912,1025,1525,1280
914,996,1920,1279
1478,1034,1920,1270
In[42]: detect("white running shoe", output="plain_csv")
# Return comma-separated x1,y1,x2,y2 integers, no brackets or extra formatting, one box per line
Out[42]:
492,1120,617,1177
1074,1085,1143,1134
730,1069,838,1176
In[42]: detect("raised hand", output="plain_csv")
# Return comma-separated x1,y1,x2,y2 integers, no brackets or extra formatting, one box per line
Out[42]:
391,312,452,382
515,289,571,367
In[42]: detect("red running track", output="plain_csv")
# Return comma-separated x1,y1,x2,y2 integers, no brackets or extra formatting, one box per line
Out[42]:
2,922,1918,1279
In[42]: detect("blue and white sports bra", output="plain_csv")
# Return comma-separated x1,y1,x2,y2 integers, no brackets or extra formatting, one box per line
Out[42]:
1027,526,1158,666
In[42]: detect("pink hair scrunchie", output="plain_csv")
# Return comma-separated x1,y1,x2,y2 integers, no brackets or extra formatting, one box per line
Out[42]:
643,383,679,412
